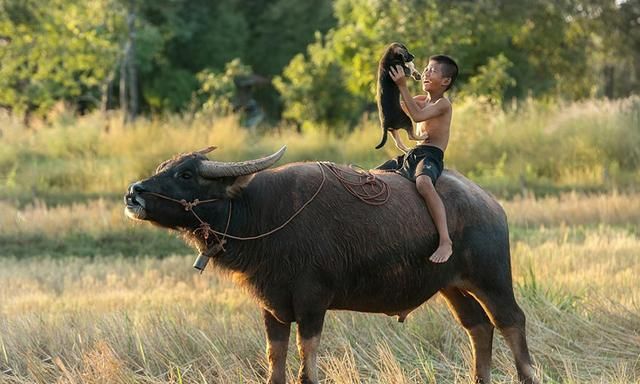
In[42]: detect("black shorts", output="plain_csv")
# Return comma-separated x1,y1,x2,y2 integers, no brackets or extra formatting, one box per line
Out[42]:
376,145,444,185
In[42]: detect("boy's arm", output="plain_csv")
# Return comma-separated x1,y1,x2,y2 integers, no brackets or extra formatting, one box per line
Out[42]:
390,65,449,122
400,95,427,115
401,96,429,141
390,129,410,153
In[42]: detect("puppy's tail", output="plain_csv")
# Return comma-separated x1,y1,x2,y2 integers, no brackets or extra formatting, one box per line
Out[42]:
375,128,387,149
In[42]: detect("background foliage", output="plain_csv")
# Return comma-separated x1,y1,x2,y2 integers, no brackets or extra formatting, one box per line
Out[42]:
1,0,638,127
1,2,639,382
0,96,638,204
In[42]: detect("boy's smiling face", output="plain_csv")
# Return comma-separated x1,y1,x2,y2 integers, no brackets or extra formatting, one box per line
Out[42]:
422,60,451,93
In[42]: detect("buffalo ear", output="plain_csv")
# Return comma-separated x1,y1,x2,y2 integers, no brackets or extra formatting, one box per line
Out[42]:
226,173,255,198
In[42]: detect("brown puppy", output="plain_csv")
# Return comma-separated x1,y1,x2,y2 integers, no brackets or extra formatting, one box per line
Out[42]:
375,42,421,149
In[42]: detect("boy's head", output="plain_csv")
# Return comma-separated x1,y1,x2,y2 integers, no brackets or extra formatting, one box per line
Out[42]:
422,54,458,93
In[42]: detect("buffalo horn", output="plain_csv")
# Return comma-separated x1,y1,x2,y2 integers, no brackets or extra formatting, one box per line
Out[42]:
199,146,287,178
197,146,217,154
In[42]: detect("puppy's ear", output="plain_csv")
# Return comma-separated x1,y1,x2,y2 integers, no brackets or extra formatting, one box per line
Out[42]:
392,45,404,56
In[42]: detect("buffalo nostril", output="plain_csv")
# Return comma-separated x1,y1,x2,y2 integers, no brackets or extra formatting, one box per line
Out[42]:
129,182,146,194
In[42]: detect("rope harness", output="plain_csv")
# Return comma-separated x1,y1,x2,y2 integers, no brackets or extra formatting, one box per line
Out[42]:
142,161,389,270
320,161,390,205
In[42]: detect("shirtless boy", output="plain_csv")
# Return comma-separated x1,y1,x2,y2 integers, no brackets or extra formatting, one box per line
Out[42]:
379,54,458,263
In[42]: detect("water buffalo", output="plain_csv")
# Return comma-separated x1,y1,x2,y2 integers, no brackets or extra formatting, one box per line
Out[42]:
124,146,537,384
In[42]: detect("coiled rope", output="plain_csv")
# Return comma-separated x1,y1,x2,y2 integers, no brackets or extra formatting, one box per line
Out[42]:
318,161,389,205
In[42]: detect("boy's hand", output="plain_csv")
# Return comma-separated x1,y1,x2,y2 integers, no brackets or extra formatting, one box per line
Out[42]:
389,64,407,87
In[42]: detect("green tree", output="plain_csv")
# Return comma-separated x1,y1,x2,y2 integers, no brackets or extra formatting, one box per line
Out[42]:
275,0,620,130
459,54,516,105
274,33,364,131
590,0,640,98
0,0,121,123
246,0,335,77
135,0,249,112
195,58,253,115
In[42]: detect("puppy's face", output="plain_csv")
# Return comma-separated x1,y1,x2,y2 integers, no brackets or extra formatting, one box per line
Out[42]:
390,43,421,81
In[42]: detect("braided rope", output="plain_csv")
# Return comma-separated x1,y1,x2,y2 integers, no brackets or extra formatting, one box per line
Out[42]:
142,161,389,244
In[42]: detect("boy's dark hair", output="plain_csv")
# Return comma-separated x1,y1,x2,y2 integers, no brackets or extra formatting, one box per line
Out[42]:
429,54,458,91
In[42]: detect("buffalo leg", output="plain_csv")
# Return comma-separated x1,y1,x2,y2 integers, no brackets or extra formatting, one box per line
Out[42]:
294,309,326,384
263,309,291,384
468,284,537,384
441,287,494,383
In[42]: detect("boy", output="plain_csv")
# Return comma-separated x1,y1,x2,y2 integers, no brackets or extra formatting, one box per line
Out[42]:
381,54,458,263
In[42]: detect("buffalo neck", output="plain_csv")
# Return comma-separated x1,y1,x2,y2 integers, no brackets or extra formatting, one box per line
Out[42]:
193,169,296,274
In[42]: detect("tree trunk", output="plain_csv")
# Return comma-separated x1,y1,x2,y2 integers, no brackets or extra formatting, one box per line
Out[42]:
120,42,129,124
127,3,138,121
101,68,116,133
603,65,614,99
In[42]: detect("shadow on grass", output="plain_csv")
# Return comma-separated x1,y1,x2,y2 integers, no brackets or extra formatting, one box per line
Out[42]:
0,231,190,258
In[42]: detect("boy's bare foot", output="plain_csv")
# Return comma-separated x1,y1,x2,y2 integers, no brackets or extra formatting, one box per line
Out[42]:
429,241,452,263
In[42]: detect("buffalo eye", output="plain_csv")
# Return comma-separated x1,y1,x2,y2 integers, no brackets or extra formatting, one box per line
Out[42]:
178,171,193,180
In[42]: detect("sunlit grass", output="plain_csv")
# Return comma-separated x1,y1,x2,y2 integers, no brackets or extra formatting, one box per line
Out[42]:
2,96,640,382
0,199,123,237
0,192,639,382
0,226,638,383
1,96,639,200
502,191,640,227
1,192,638,238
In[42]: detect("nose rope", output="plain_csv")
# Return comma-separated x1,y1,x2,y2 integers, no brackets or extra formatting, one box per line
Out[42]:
142,192,228,245
139,163,329,246
138,162,389,266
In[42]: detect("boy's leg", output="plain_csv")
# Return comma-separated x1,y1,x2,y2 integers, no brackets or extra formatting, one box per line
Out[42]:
374,154,404,171
416,175,452,263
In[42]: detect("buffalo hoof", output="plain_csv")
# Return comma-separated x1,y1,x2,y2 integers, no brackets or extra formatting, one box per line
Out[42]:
298,374,316,384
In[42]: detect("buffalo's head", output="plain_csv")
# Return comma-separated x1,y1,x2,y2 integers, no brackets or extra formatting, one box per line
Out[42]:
124,146,286,229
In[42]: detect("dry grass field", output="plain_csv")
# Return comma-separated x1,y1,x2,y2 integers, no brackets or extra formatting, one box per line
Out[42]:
1,97,638,382
0,193,638,383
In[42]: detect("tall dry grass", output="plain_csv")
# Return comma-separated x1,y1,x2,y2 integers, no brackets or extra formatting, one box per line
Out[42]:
502,191,640,227
1,95,640,381
1,192,638,238
0,191,639,382
0,228,638,383
1,96,639,199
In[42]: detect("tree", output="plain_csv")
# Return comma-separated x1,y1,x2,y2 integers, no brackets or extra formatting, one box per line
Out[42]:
274,33,365,131
135,0,249,113
275,0,626,131
195,58,253,115
458,53,516,105
0,0,121,124
590,0,640,98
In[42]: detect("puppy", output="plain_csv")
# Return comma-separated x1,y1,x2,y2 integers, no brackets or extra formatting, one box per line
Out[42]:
375,42,421,149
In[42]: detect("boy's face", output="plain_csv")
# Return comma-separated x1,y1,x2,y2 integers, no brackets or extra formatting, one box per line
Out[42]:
422,60,451,93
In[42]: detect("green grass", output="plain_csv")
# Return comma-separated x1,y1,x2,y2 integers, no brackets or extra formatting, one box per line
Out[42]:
1,96,639,204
